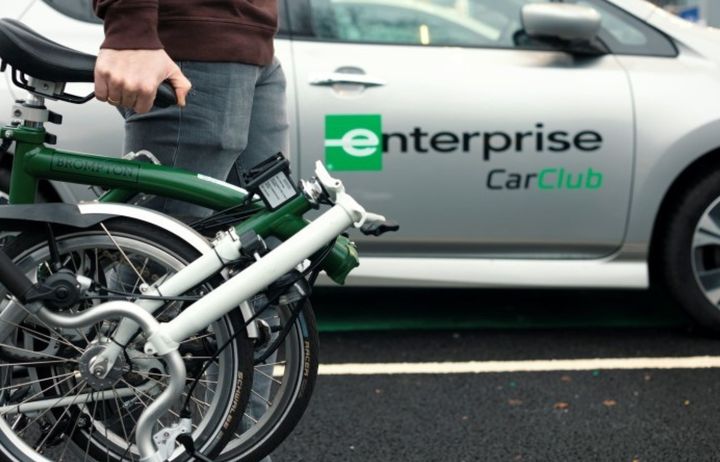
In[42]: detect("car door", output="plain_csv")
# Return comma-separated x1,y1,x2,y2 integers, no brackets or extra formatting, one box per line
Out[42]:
287,0,636,258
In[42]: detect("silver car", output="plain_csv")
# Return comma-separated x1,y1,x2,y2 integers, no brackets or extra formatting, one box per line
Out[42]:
4,0,720,329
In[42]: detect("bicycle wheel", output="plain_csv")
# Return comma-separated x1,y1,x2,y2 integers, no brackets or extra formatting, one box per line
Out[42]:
0,218,253,462
219,299,319,462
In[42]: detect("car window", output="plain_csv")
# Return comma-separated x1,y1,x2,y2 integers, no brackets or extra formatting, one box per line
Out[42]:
41,0,101,24
309,0,547,48
306,0,677,56
571,0,677,56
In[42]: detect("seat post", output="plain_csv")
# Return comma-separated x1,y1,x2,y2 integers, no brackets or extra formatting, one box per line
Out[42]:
11,77,65,131
6,76,62,204
20,92,45,129
12,77,55,129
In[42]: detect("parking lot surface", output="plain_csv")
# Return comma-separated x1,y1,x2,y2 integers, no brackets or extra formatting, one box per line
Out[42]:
272,291,720,461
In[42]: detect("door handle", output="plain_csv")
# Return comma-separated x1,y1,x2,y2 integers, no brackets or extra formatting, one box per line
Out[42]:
310,73,386,87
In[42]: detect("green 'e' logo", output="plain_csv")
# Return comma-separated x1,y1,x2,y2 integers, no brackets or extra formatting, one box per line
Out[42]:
325,115,383,171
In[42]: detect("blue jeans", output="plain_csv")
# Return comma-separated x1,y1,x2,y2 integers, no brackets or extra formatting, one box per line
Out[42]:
122,58,289,218
122,58,288,461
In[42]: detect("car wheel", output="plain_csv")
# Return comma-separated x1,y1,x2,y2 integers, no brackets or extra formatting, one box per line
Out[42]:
660,168,720,330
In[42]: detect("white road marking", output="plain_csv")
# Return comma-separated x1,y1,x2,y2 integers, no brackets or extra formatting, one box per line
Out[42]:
318,356,720,375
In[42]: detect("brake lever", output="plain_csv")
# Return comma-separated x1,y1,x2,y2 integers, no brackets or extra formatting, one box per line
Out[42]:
360,219,400,236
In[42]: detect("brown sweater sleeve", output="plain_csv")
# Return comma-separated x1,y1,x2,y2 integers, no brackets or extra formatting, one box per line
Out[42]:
93,0,163,50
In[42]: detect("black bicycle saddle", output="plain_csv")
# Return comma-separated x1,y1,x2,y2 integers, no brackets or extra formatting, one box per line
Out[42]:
0,18,177,106
0,17,95,83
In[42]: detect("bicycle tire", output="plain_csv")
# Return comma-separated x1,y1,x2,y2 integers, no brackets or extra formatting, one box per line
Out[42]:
0,217,253,462
219,299,319,462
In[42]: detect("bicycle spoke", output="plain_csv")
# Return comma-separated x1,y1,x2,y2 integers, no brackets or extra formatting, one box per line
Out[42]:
178,333,215,344
185,393,212,412
131,257,150,294
17,376,85,437
110,387,136,462
0,342,78,363
65,251,79,274
250,389,272,406
13,374,78,432
13,302,82,355
151,373,218,386
1,319,83,354
0,371,74,393
119,378,200,435
253,366,283,386
0,359,74,368
84,389,100,460
104,397,142,435
102,389,109,462
255,360,287,368
34,381,88,452
133,355,215,361
100,223,148,288
119,415,140,462
58,386,89,462
67,307,94,348
118,379,152,408
143,374,212,419
112,391,145,462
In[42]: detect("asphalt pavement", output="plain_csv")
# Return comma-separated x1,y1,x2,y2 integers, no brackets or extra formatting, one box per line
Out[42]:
271,290,720,462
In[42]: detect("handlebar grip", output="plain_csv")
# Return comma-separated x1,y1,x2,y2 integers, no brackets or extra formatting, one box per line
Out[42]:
154,81,178,108
360,219,400,237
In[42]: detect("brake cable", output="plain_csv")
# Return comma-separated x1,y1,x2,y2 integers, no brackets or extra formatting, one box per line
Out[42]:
179,238,335,417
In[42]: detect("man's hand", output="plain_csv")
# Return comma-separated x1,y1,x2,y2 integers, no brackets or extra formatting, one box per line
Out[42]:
94,49,192,113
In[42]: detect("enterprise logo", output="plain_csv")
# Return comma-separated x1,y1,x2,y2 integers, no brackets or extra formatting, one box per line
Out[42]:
325,115,382,171
324,114,604,176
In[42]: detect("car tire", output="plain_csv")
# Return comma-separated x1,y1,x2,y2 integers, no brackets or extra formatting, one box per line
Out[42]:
660,168,720,330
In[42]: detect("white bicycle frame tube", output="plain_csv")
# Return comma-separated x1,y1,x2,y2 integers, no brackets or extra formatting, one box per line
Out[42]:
96,250,232,368
0,380,158,415
160,204,354,344
93,226,251,372
98,162,369,366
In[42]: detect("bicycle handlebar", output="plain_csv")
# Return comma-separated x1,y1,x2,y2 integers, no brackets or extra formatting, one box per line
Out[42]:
360,217,400,236
311,162,399,236
154,81,178,108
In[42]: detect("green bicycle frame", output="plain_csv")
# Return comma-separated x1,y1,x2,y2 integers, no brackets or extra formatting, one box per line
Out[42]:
1,124,358,283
